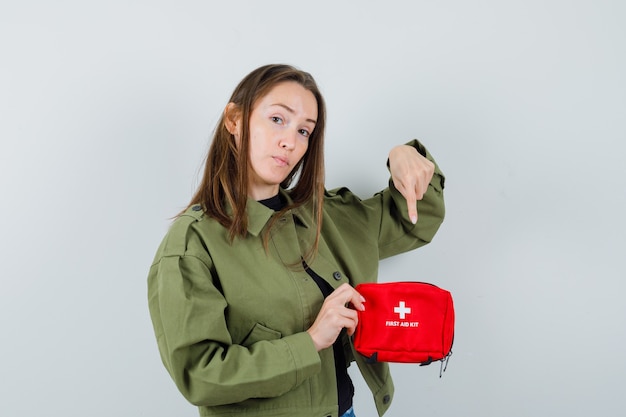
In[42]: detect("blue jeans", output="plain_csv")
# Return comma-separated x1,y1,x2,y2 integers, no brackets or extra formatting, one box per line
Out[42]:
341,406,356,417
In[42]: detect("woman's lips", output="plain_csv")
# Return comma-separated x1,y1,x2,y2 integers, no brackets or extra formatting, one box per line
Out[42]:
273,156,289,167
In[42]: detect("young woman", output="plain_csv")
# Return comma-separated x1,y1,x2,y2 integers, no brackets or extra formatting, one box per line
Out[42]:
147,64,446,417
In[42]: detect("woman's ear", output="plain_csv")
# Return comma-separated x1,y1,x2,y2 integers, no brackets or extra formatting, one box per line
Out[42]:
224,102,241,136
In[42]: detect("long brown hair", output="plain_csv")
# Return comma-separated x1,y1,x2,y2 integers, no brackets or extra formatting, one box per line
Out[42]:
186,64,326,254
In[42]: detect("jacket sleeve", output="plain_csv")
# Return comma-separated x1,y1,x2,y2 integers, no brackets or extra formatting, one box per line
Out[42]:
324,139,445,261
372,138,445,259
147,226,321,407
320,139,444,284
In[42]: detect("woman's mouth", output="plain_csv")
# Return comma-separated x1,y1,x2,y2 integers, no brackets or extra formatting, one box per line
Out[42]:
273,156,289,167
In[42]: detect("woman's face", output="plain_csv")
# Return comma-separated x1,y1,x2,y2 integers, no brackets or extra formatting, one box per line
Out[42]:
243,81,318,200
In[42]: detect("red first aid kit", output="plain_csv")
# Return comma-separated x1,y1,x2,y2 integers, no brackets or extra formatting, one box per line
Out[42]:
353,282,454,373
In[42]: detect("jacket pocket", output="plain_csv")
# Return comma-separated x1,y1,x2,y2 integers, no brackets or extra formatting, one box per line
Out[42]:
240,322,282,347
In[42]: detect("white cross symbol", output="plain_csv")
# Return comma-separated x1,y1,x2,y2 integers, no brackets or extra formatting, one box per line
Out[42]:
394,301,411,319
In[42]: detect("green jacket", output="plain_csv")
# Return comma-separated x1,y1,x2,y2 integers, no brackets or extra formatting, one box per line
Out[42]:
147,140,445,417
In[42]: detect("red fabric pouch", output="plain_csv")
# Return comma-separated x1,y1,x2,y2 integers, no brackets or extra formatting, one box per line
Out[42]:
353,282,454,372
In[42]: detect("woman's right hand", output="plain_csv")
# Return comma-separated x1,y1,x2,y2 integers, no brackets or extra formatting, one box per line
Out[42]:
306,283,366,351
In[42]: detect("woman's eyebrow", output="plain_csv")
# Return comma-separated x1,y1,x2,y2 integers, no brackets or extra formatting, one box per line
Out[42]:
271,103,317,124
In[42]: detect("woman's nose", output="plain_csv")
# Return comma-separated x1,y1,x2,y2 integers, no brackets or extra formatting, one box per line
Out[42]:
280,130,297,149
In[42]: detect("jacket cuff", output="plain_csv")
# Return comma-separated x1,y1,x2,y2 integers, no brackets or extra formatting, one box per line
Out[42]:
282,332,322,386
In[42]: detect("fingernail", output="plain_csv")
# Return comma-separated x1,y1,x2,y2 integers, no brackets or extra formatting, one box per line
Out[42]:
410,215,417,224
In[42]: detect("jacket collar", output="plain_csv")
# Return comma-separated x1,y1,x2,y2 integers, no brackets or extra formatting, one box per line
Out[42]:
244,188,311,237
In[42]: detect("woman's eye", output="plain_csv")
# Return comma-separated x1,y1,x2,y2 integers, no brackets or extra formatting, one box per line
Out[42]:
271,116,283,125
299,129,311,138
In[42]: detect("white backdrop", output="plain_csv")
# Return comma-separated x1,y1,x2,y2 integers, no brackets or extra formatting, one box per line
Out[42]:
1,1,625,416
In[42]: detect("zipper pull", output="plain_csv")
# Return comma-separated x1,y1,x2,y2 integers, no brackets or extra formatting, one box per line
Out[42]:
439,350,452,378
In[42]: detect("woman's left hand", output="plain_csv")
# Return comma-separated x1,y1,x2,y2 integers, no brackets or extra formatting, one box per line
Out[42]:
388,145,435,224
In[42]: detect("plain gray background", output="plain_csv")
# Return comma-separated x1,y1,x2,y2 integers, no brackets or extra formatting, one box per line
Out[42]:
1,1,624,416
